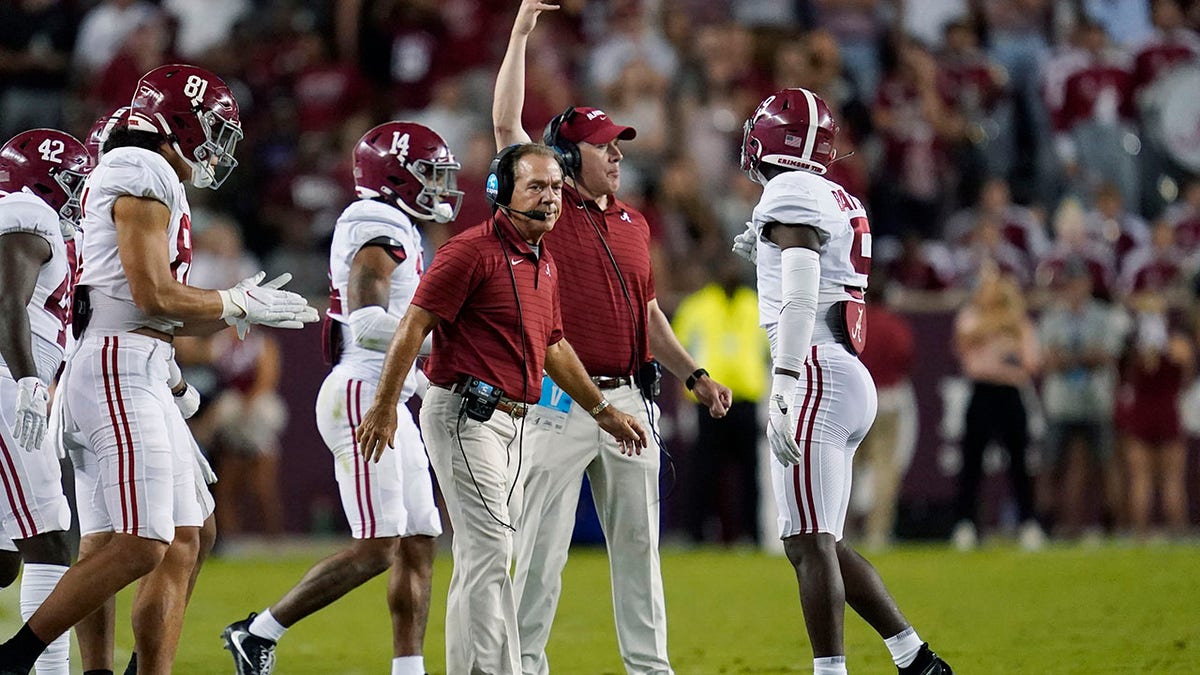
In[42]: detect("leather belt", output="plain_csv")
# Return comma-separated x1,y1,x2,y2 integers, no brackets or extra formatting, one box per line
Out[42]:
592,375,634,390
444,381,528,419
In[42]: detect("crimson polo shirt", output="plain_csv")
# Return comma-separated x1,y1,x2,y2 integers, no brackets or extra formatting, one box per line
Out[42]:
548,184,655,376
413,212,564,404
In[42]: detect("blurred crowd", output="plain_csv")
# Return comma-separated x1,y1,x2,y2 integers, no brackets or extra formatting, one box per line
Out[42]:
6,0,1199,544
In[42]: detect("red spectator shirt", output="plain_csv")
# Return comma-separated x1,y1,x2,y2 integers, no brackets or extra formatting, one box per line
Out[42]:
858,302,914,389
414,213,564,403
548,184,655,377
1132,29,1200,92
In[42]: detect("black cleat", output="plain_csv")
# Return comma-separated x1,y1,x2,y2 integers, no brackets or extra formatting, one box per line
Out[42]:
221,613,277,675
899,643,953,675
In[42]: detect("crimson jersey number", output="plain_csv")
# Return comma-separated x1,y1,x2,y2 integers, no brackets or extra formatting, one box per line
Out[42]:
850,216,871,277
171,213,193,283
43,238,79,348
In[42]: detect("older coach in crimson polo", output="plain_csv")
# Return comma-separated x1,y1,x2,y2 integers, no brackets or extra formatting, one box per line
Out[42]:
494,3,735,675
356,142,648,675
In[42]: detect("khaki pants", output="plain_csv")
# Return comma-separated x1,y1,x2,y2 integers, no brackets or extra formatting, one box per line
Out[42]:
514,384,671,675
420,386,523,675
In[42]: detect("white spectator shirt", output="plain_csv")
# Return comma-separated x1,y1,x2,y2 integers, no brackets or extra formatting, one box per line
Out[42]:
77,147,192,335
752,169,870,344
0,192,73,383
327,199,424,398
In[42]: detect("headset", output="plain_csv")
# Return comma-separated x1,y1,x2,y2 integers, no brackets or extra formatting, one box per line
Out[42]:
542,106,582,177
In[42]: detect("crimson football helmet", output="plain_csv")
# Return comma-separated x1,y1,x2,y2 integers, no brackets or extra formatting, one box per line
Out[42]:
741,88,840,183
86,106,131,160
353,122,462,224
0,129,94,235
128,64,242,189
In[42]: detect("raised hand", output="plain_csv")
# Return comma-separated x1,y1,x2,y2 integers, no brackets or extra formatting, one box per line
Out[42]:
514,0,560,37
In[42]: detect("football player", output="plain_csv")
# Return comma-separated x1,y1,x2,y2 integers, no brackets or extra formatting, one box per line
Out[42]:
735,88,953,675
222,121,459,675
0,128,93,675
0,64,317,675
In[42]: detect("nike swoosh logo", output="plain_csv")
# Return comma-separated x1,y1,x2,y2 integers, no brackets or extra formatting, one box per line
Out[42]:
510,258,523,266
229,630,255,665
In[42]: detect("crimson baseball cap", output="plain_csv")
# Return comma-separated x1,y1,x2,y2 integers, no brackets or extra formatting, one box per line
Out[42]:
558,107,637,145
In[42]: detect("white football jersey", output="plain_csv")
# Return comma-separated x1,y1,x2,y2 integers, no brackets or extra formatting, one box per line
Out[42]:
0,192,74,383
77,147,192,335
327,199,424,398
752,169,871,339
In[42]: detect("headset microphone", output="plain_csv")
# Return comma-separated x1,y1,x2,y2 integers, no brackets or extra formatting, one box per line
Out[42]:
501,204,548,222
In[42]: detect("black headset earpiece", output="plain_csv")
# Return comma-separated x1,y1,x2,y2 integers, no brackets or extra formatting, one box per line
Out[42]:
486,144,520,211
542,106,581,177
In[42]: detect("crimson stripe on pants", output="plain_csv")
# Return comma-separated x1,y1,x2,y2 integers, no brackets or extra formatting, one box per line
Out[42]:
347,380,367,536
356,381,377,538
101,337,130,532
792,355,817,533
801,346,823,533
0,434,32,538
111,336,139,533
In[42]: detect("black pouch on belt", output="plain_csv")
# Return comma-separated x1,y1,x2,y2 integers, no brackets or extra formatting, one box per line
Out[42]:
72,285,92,339
825,301,868,356
637,360,662,400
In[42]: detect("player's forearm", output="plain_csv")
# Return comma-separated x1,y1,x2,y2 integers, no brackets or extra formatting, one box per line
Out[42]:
774,248,820,376
0,309,38,380
175,318,234,337
647,300,698,381
493,31,532,148
130,281,225,321
544,339,605,411
373,309,432,408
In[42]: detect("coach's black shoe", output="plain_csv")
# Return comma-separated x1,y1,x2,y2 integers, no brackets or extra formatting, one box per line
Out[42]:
899,643,953,675
221,613,277,675
122,652,136,675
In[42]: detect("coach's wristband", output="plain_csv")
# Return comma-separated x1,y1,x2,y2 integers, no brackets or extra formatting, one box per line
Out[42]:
686,368,709,391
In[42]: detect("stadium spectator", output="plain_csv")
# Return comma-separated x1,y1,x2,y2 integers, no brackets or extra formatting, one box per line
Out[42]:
1036,197,1117,301
951,266,1044,550
945,176,1050,263
872,37,966,238
939,18,1014,181
851,277,918,551
1043,19,1138,208
1115,298,1195,539
0,0,76,138
1037,260,1123,539
1086,183,1151,266
161,0,250,61
1083,0,1156,48
671,255,769,545
71,0,155,76
355,142,648,675
90,12,175,115
1118,220,1186,301
1161,176,1200,257
812,0,888,95
492,4,732,674
1130,0,1200,94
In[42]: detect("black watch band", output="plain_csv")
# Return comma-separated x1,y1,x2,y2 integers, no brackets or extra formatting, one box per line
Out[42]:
685,368,708,391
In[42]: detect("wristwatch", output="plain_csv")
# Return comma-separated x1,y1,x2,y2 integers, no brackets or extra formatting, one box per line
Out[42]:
685,368,709,391
588,398,610,417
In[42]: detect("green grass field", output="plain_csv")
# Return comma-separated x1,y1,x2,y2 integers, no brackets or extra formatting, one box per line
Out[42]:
3,541,1198,674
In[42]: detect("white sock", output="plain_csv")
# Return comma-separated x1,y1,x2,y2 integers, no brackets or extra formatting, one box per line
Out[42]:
813,655,847,674
391,655,425,675
249,608,288,642
885,626,923,668
21,563,69,675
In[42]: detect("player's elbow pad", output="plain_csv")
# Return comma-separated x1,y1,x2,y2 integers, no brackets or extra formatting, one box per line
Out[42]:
348,306,399,353
776,247,821,373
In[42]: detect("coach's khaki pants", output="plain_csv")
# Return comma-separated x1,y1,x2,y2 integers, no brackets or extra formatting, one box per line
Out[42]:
514,384,672,675
421,387,523,675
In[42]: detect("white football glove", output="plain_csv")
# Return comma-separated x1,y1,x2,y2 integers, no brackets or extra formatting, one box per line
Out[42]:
732,222,758,265
767,373,802,466
166,359,201,419
13,376,49,452
218,272,319,339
